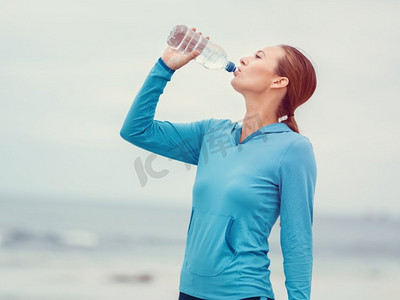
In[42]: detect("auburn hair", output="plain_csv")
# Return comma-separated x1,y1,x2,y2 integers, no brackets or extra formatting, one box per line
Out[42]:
275,45,317,133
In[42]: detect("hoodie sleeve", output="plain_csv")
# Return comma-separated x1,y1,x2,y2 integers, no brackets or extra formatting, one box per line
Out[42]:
278,137,317,300
120,58,212,165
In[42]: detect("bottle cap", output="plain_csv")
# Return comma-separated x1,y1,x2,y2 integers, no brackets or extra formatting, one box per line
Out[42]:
225,62,236,72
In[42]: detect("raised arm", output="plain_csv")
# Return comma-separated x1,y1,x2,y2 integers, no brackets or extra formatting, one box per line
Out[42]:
278,137,317,300
120,42,213,165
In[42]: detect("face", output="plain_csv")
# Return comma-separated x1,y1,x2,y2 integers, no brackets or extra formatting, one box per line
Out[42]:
231,46,286,95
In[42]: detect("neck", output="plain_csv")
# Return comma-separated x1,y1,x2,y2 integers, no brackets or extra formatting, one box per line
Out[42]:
240,92,282,143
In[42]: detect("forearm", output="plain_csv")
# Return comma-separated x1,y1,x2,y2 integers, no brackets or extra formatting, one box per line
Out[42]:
120,58,212,165
281,233,313,299
120,58,174,140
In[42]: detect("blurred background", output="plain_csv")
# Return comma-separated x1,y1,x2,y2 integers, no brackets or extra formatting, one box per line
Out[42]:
1,0,399,299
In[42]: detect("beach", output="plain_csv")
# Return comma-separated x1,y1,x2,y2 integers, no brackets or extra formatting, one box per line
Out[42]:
1,197,399,299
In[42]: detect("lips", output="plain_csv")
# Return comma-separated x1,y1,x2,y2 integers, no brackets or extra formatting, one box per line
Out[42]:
233,67,241,76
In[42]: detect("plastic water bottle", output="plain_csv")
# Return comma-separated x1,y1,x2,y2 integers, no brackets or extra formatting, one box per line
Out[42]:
167,25,236,72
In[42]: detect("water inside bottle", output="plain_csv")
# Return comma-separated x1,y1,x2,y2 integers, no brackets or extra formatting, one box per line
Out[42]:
167,25,208,54
167,25,187,48
167,25,235,72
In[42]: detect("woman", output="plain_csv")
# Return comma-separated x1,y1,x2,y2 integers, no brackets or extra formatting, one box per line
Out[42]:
120,29,317,300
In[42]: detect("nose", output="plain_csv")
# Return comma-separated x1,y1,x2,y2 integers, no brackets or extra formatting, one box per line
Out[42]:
240,57,248,66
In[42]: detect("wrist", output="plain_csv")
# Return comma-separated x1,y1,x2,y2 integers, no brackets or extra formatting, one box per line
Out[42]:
158,57,175,74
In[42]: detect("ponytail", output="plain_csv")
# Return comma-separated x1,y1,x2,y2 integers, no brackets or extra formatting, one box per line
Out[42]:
275,45,317,134
281,114,299,134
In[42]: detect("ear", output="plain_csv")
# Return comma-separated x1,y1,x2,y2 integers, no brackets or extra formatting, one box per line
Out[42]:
271,76,289,89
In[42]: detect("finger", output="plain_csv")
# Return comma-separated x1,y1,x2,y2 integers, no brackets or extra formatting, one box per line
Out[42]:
180,51,198,66
183,50,200,64
206,36,210,40
189,50,200,59
191,27,196,32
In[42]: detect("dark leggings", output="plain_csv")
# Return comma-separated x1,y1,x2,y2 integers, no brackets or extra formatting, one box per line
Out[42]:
179,292,274,300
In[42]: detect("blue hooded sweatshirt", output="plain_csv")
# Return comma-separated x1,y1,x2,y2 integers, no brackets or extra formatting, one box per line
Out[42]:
120,59,317,300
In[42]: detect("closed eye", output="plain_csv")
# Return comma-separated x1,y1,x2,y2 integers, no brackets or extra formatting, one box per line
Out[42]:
254,51,263,59
254,50,266,59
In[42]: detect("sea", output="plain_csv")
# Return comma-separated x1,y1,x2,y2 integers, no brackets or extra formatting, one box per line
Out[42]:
0,197,399,300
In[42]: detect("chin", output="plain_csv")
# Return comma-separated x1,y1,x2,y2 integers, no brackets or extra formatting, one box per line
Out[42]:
231,78,242,93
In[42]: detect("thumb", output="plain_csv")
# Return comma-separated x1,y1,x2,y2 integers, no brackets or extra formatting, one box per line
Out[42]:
185,50,200,63
191,50,201,59
170,50,201,71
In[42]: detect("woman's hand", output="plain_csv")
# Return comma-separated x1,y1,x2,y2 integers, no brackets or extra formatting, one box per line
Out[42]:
161,28,209,71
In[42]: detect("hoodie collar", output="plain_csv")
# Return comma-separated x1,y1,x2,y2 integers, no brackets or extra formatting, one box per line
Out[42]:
230,122,292,146
231,122,292,134
258,122,292,133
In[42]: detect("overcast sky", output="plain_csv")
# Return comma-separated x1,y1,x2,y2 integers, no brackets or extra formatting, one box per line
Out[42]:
1,0,399,217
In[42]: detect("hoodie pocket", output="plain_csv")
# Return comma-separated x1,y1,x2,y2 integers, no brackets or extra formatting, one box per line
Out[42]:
184,210,236,276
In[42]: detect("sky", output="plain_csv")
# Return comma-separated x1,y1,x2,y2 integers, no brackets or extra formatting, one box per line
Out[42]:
1,0,400,217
